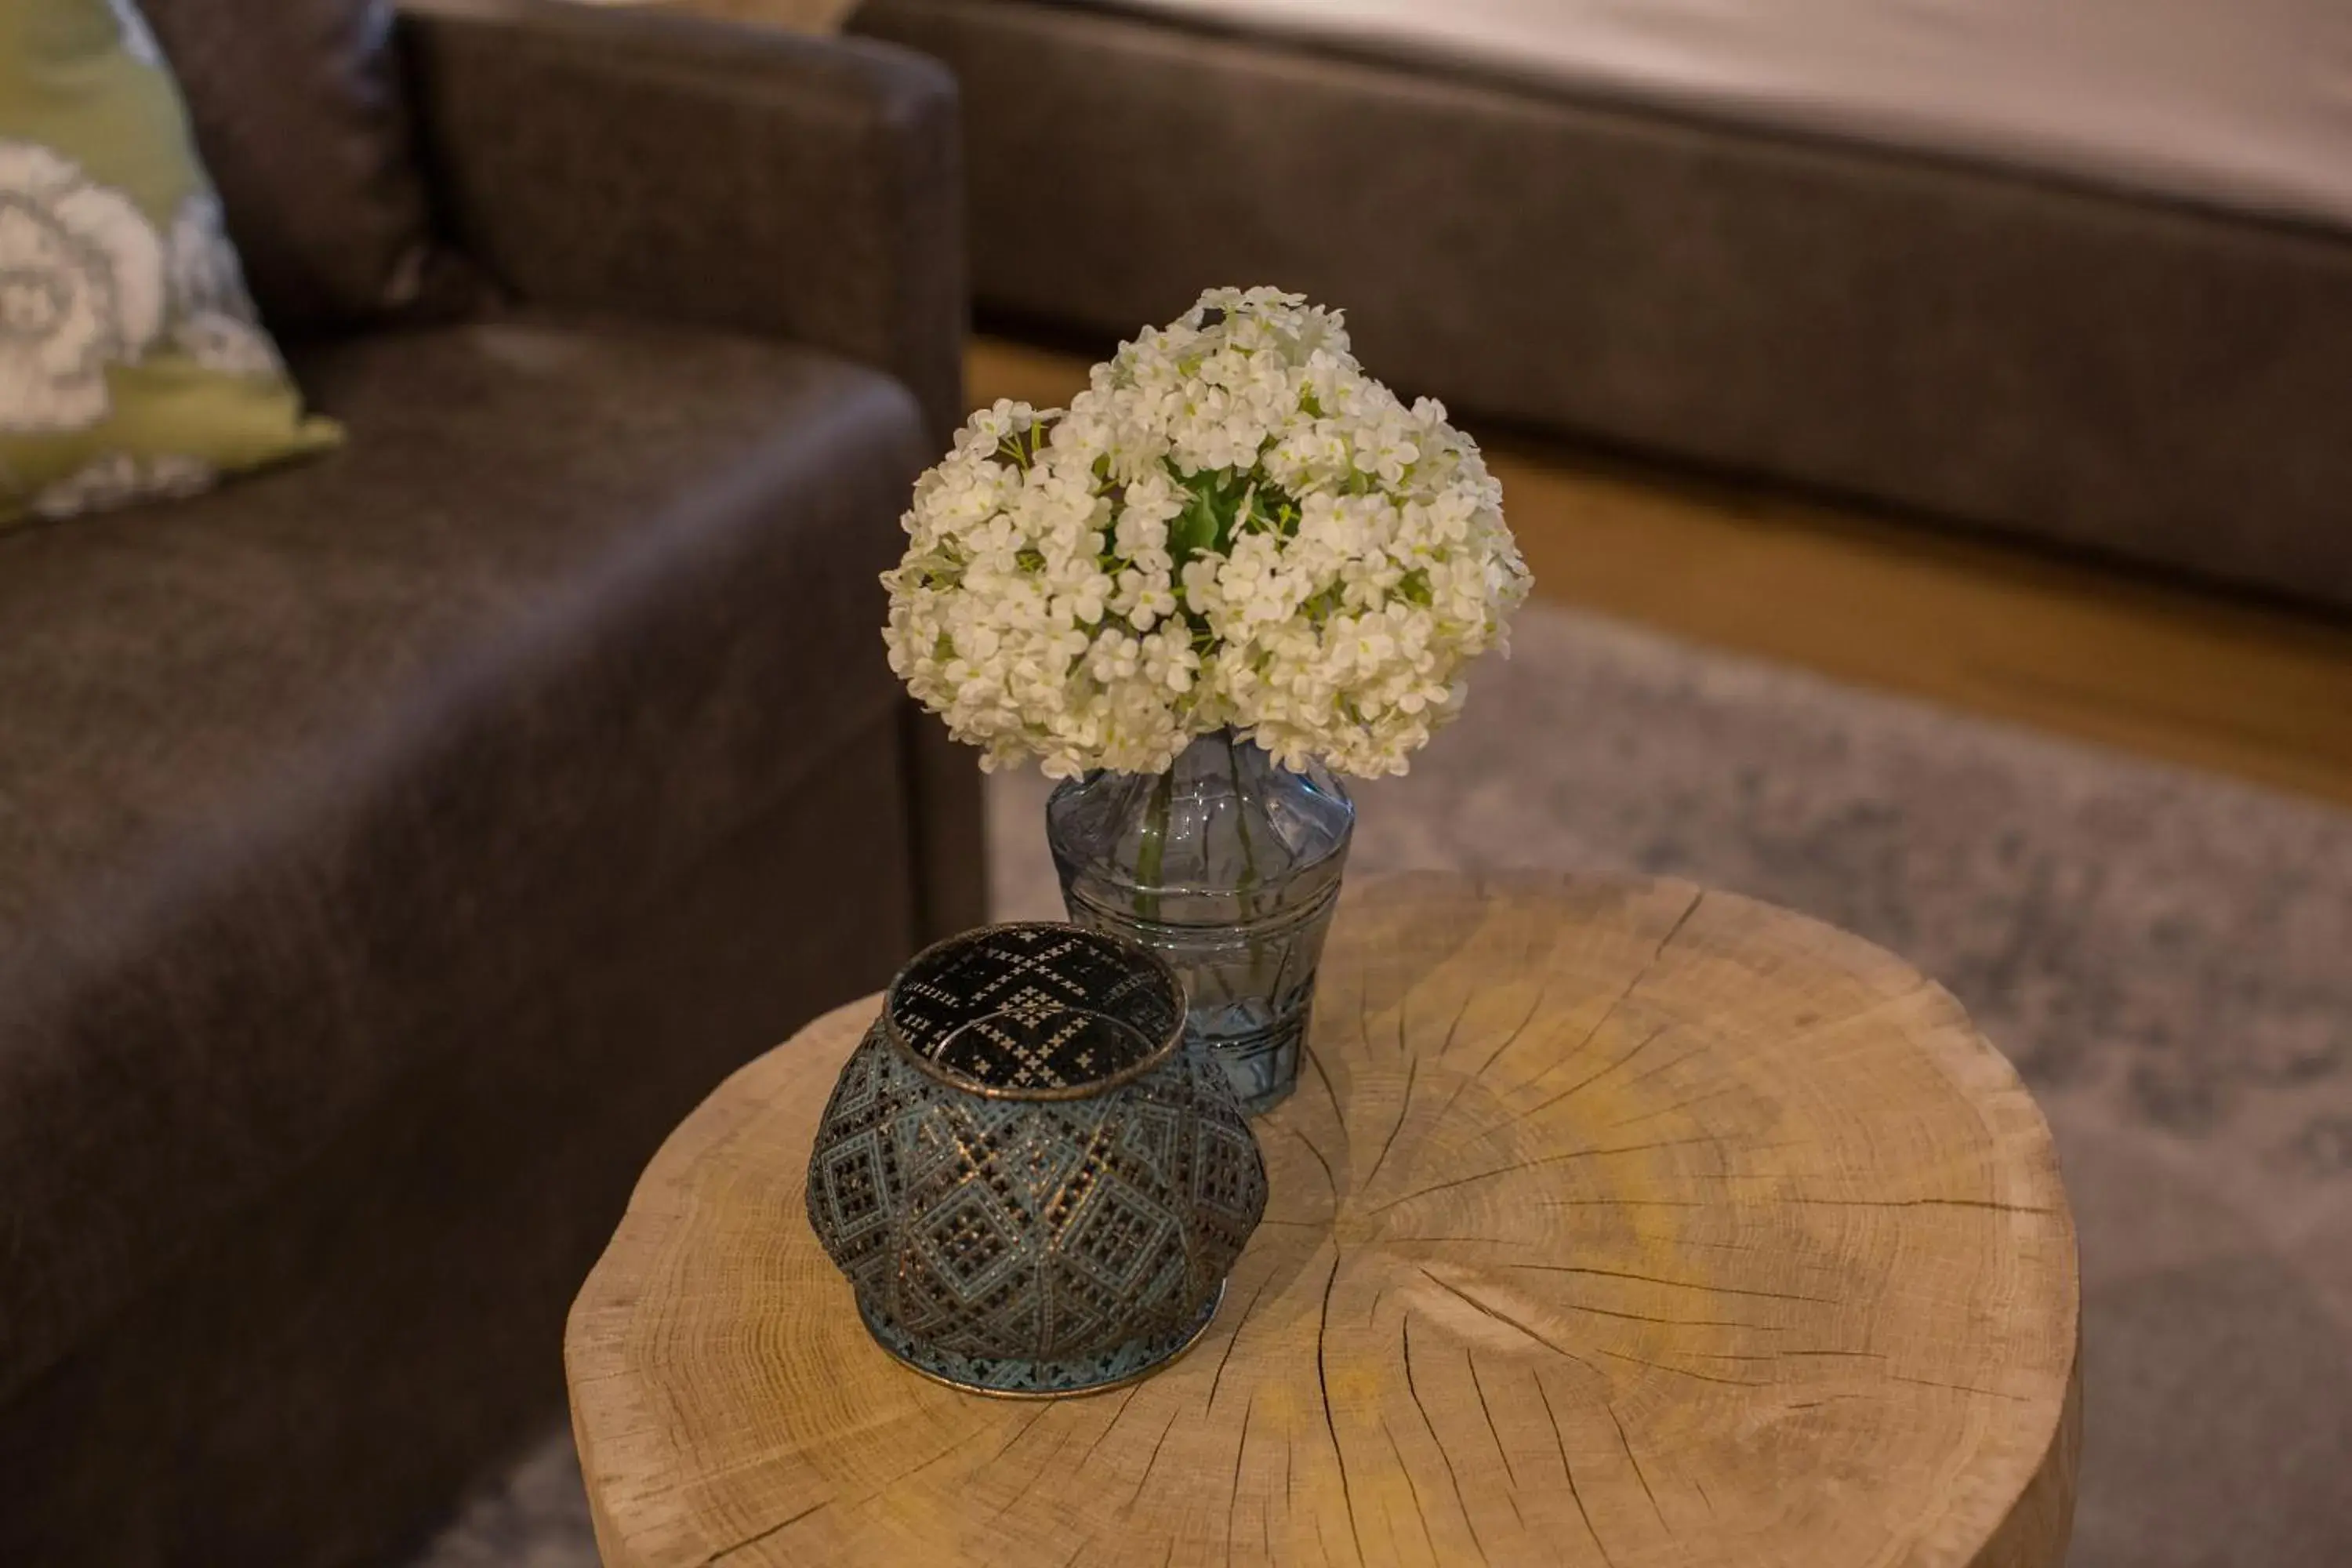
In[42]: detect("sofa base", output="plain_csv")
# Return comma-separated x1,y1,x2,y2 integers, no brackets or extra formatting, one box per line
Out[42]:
0,720,911,1567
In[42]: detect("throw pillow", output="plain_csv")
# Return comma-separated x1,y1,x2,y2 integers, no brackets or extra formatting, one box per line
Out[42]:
136,0,449,328
0,0,339,527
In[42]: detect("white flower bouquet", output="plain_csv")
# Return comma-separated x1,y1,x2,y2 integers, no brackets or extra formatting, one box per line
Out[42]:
883,287,1533,782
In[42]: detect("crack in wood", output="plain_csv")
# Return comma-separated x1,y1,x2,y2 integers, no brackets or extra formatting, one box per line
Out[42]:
1282,1121,1341,1202
1207,1271,1276,1412
1367,1134,1738,1217
1225,1390,1257,1567
1123,1409,1185,1513
1415,1269,1603,1379
1595,1345,1765,1388
1889,1372,2031,1402
1316,1250,1370,1568
1402,1316,1495,1565
1496,1261,1833,1305
1444,980,1553,1112
1362,1055,1421,1192
851,1419,994,1504
1304,1036,1346,1127
1073,1385,1145,1475
1606,1042,1714,1100
1541,1295,1784,1331
1606,1401,1668,1534
1465,1346,1519,1490
1783,1196,2060,1214
1415,986,1523,1138
1377,1416,1443,1566
1501,1025,1671,1131
1436,992,1474,1058
1657,887,1707,955
697,1499,829,1566
1600,1085,1744,1131
979,1406,1052,1474
1534,1373,1618,1568
985,1419,1078,1522
1514,888,1705,1102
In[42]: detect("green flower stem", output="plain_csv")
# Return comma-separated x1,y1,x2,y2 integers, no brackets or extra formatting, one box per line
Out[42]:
1226,730,1262,898
1134,768,1172,924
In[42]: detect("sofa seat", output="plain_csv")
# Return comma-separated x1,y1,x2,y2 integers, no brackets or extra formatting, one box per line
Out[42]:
0,314,928,1407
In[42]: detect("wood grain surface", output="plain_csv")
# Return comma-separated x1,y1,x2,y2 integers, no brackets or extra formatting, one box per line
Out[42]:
566,873,2081,1566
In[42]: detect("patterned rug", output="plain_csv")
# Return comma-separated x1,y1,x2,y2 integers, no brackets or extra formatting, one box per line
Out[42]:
414,604,2352,1568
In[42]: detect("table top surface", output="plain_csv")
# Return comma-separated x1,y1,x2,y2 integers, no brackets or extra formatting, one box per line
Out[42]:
565,873,2080,1567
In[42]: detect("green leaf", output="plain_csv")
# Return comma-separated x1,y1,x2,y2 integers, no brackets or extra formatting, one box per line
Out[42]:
1168,468,1231,569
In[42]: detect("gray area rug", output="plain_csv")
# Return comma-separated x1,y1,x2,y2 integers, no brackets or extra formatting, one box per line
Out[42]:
413,604,2352,1567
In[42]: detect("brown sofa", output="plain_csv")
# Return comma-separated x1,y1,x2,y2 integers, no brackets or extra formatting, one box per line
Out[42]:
0,2,980,1563
855,0,2352,615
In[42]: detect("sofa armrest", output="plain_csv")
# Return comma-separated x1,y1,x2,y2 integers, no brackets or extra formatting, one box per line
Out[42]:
399,0,965,445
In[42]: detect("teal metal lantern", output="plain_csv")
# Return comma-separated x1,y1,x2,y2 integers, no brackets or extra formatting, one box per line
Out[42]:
804,924,1269,1396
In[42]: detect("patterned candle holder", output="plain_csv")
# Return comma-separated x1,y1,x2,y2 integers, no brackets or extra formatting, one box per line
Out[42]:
804,924,1269,1396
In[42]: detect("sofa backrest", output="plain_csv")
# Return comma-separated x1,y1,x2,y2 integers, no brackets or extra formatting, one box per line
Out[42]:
135,0,442,329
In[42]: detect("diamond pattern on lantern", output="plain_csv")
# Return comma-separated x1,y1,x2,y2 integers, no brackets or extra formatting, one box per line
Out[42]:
1190,1117,1266,1226
827,1047,881,1117
1000,1112,1088,1207
893,1102,967,1186
806,927,1265,1394
817,1133,891,1235
808,1025,1267,1387
912,1183,1025,1301
1059,1174,1180,1294
1119,1101,1180,1178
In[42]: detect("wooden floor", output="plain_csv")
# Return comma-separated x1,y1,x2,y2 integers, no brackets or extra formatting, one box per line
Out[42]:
969,336,2352,810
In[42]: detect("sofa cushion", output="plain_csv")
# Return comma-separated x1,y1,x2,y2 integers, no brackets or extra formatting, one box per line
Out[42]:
0,314,927,1398
135,0,442,326
0,0,340,525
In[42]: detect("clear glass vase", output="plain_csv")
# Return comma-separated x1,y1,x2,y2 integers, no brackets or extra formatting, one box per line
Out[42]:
1046,729,1354,1115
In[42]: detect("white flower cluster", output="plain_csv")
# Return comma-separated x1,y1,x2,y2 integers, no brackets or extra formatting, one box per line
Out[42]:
883,287,1533,779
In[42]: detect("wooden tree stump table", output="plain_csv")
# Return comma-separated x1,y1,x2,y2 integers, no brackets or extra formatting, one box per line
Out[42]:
566,873,2081,1567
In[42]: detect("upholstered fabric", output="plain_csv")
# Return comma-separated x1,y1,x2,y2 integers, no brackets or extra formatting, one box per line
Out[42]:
407,0,966,446
0,6,980,1559
404,0,982,939
855,0,2352,613
0,0,338,525
0,315,927,1414
2,730,915,1568
136,0,444,325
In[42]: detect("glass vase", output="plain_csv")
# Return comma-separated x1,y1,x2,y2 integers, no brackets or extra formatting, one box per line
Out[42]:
1046,728,1354,1115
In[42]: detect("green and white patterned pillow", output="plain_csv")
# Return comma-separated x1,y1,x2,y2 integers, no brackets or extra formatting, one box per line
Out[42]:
0,0,339,527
